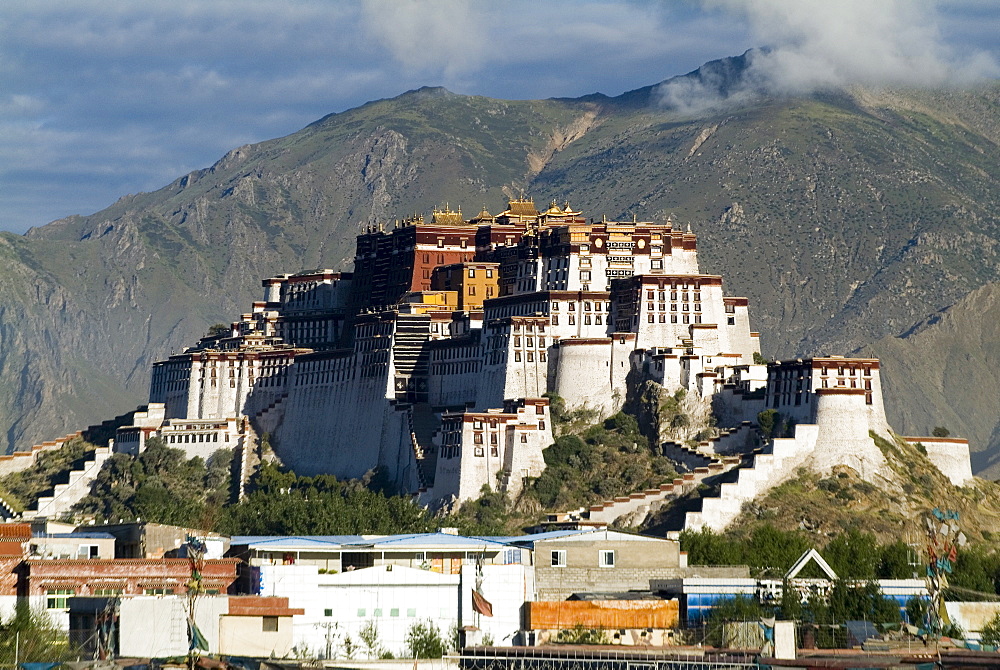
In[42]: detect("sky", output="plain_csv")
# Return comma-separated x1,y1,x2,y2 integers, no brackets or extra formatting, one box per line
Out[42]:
1,0,998,234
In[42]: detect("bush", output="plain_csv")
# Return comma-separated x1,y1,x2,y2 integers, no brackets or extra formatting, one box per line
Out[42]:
757,409,779,439
980,611,1000,646
0,602,73,664
406,619,446,658
555,623,609,645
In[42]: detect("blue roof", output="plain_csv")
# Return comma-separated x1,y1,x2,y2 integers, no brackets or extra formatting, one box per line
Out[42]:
359,532,510,548
232,532,514,550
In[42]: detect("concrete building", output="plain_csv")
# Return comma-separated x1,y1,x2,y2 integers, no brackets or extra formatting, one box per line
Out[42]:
230,532,531,656
651,548,927,626
20,557,239,629
69,594,303,658
86,521,229,559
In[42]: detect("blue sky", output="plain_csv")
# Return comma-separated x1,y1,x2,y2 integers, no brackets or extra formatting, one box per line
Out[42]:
1,0,998,234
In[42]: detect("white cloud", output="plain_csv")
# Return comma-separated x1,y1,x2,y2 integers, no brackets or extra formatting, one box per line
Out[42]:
0,0,995,232
657,0,1000,113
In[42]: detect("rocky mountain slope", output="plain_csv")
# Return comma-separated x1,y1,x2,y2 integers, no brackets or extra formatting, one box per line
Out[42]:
2,60,1000,473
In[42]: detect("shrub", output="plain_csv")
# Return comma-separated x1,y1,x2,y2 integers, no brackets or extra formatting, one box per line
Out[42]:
980,611,1000,646
406,619,445,658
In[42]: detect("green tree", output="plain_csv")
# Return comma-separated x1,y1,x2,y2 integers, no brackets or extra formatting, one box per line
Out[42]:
757,409,779,439
744,524,810,577
932,426,950,438
827,581,901,624
679,528,742,566
0,602,73,665
777,580,803,620
554,623,610,645
824,529,879,579
979,611,1000,646
878,540,916,579
406,619,445,658
216,463,432,535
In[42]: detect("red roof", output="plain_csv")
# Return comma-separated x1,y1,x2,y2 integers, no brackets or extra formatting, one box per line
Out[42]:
0,524,31,541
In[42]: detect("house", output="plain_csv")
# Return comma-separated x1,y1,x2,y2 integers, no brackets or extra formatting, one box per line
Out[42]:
85,521,229,558
231,532,530,656
0,523,30,619
507,529,745,601
21,557,239,629
69,594,303,658
651,548,927,625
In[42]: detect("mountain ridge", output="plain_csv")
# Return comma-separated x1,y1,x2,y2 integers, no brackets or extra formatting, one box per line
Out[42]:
2,56,1000,475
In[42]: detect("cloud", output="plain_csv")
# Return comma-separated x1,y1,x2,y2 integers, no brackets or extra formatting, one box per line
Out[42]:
657,0,1000,114
0,0,994,233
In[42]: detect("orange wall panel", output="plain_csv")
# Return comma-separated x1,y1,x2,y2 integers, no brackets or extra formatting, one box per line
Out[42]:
526,599,679,630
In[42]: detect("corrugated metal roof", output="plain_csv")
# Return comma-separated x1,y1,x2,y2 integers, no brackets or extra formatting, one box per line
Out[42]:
483,528,600,545
230,535,363,547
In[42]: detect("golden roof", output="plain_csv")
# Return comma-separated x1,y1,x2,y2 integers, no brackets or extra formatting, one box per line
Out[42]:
431,204,465,225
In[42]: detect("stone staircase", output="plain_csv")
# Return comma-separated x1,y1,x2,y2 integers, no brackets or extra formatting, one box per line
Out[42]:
0,431,84,478
0,494,18,520
233,423,255,502
683,424,818,532
23,445,113,519
252,393,288,437
409,403,439,489
583,456,742,526
699,422,759,456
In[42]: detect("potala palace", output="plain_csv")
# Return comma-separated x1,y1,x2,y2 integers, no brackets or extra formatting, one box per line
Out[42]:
5,198,975,528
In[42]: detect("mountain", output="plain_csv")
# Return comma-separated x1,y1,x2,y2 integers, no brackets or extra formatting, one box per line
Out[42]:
2,60,1000,473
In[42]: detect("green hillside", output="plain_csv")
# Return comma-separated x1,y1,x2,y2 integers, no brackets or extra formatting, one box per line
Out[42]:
2,64,1000,473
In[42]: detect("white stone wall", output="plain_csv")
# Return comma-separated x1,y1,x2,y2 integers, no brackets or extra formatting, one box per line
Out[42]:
553,339,615,416
808,390,888,480
259,563,461,659
427,400,550,504
428,337,482,407
904,437,974,486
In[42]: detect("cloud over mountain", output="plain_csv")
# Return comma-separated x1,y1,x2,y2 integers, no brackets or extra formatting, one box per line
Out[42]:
657,0,1000,113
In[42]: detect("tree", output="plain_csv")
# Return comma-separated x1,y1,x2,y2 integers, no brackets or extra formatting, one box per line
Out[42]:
757,409,779,439
980,611,1000,646
206,323,229,337
679,528,742,566
878,540,916,579
359,619,383,658
824,529,880,579
827,581,901,624
406,619,445,658
932,426,950,438
0,602,73,665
